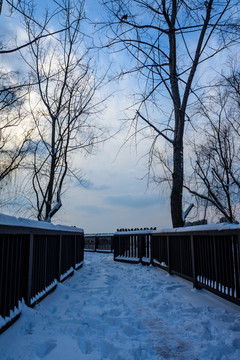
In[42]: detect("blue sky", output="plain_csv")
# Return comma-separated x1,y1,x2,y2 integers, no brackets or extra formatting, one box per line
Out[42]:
2,0,238,232
0,0,168,233
54,113,170,232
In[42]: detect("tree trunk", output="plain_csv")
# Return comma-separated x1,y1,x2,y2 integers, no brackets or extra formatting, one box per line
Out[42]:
171,141,184,228
171,108,185,228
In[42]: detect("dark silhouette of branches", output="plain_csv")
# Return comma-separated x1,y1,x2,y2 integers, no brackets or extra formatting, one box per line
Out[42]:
102,0,240,227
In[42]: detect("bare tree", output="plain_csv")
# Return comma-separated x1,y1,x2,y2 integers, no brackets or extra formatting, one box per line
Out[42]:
0,1,72,54
0,0,75,190
0,70,32,190
23,0,108,221
185,71,240,223
102,0,240,227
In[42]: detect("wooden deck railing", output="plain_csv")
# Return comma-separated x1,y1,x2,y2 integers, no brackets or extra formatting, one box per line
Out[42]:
84,233,114,252
114,226,240,305
0,215,84,333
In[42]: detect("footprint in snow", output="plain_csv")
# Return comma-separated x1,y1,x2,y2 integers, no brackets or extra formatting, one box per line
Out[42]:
48,305,56,314
62,293,69,300
229,323,240,332
232,338,240,350
21,321,34,335
78,339,94,354
165,284,184,291
36,340,57,358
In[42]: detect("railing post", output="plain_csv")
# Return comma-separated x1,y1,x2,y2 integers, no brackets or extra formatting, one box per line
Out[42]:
167,235,171,275
111,235,114,253
58,234,62,282
233,235,240,299
139,235,143,263
150,234,153,265
191,235,199,289
26,233,34,306
95,236,98,252
74,235,77,269
44,236,48,291
113,235,116,259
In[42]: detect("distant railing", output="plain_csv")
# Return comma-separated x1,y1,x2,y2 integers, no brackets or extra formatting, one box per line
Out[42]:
0,215,84,334
114,226,240,305
84,233,114,252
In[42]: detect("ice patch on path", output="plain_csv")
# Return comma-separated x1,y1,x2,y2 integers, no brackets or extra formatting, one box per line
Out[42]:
0,252,240,360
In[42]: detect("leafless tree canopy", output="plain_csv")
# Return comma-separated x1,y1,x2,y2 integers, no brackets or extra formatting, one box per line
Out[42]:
0,70,32,191
102,0,240,227
186,68,240,223
22,0,107,221
0,0,73,54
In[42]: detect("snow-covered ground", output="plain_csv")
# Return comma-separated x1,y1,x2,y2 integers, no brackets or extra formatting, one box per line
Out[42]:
0,252,240,360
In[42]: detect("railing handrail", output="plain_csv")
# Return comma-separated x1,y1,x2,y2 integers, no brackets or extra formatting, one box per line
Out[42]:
0,213,83,234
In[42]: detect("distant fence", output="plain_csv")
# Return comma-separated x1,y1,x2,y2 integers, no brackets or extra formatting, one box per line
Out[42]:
0,216,84,334
114,226,240,305
84,233,114,252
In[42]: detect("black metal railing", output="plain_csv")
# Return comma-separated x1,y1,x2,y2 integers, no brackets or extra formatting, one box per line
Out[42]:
0,216,84,333
84,234,114,252
114,227,240,305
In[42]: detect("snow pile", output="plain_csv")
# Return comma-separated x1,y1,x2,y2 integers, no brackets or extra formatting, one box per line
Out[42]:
0,300,24,329
0,252,240,359
30,280,58,306
0,213,83,233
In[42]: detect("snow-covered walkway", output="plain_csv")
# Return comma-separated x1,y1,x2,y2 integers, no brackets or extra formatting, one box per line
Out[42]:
0,252,240,360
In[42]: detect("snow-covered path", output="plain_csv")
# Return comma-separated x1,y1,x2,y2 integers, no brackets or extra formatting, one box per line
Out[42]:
0,252,240,360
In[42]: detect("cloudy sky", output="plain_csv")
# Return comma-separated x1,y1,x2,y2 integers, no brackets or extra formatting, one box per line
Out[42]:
1,0,238,233
0,0,169,233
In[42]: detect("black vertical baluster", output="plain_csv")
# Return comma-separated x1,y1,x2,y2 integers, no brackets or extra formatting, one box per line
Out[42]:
180,236,183,276
16,236,22,309
11,237,18,313
234,235,240,299
167,236,171,274
74,235,77,269
27,233,34,306
213,236,219,291
150,235,153,265
217,237,223,293
228,236,234,297
207,236,211,287
135,235,137,259
131,235,133,258
191,235,197,289
0,236,4,317
223,236,228,295
229,236,235,297
58,234,62,281
203,236,207,284
44,236,47,293
220,237,225,293
209,237,214,289
4,236,10,317
197,237,202,284
8,236,14,316
39,237,43,296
